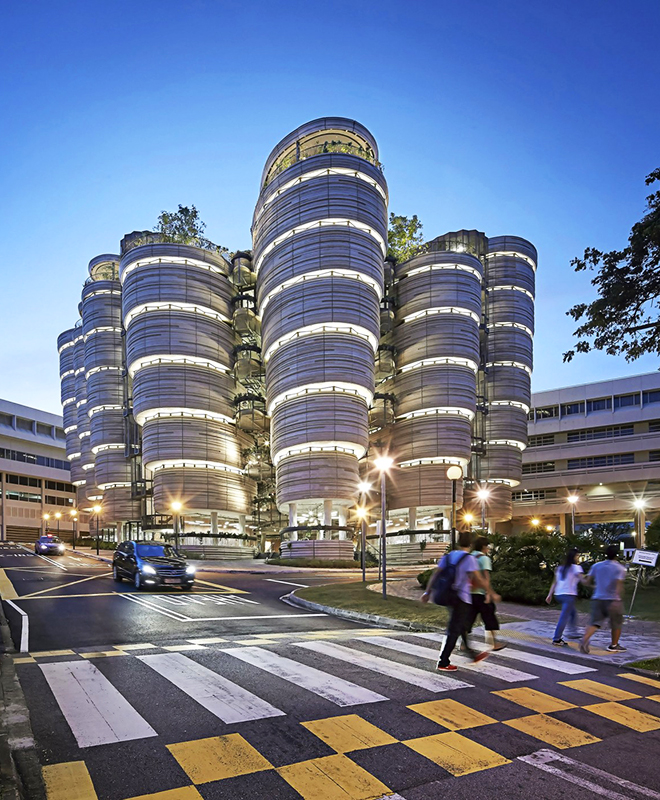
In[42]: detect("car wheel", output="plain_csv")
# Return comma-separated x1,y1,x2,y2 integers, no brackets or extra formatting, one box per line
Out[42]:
134,571,142,590
181,584,193,591
112,566,122,583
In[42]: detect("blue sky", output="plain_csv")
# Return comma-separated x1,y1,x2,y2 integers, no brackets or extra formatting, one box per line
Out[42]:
3,0,659,414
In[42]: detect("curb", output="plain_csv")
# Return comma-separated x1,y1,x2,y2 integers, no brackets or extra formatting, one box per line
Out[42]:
0,603,45,799
627,665,660,679
283,590,446,633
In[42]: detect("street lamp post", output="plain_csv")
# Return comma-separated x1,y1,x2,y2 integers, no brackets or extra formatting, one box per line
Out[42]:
171,501,183,552
446,466,463,551
70,510,78,549
567,494,579,535
92,505,102,555
55,512,61,536
357,481,371,583
373,456,393,599
43,513,50,534
476,487,490,533
633,498,647,549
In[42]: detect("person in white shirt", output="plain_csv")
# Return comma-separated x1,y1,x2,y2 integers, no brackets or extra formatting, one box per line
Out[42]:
546,548,585,646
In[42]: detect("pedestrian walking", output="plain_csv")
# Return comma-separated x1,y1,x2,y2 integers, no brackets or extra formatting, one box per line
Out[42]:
580,544,627,654
466,536,506,651
421,530,490,672
546,547,584,646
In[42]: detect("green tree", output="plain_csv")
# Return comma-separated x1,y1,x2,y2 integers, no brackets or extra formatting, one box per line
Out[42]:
154,205,228,255
387,213,425,263
564,168,660,362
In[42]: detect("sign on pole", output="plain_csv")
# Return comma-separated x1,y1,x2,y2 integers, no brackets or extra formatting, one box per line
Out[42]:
632,550,659,567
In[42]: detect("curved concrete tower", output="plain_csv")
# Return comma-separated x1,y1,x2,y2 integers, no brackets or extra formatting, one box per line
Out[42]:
120,240,254,517
253,117,388,531
482,235,536,520
58,328,81,492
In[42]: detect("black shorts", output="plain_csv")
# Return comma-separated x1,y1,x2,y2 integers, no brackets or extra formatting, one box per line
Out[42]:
469,593,500,631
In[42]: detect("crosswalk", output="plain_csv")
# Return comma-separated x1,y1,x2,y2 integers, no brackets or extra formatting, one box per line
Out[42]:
16,630,660,800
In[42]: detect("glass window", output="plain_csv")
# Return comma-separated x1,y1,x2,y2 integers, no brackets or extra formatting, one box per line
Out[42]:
528,434,555,447
567,453,635,470
6,491,42,503
136,544,177,558
527,410,535,421
0,413,12,427
650,451,660,462
586,397,612,412
536,406,559,419
15,418,33,431
643,390,660,405
55,428,66,440
566,425,634,443
522,462,555,474
614,393,640,409
650,421,660,433
36,423,53,437
561,402,585,416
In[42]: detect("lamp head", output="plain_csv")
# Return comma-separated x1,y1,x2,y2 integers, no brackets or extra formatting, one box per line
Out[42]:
70,509,78,517
92,505,102,514
43,513,50,520
355,506,367,520
633,498,647,510
373,455,394,472
476,488,490,501
446,465,463,481
463,512,474,524
531,518,540,526
357,481,372,493
55,512,62,519
545,525,554,532
567,495,579,504
171,501,183,512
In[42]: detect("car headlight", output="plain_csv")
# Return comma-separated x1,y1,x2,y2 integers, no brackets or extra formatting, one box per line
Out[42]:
142,565,156,575
58,545,65,552
185,565,195,575
40,545,47,551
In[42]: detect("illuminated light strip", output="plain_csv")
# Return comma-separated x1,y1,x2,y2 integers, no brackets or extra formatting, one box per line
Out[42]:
78,430,91,439
62,397,76,407
121,254,228,284
72,479,86,487
268,382,373,415
60,369,74,379
273,441,366,467
63,425,78,434
399,356,479,374
484,478,520,487
97,481,132,491
254,218,387,273
397,406,475,421
260,166,387,210
486,360,532,376
145,459,244,476
128,355,230,378
67,452,82,460
486,250,536,269
75,399,88,408
88,404,123,418
405,262,482,280
135,407,234,427
485,439,527,450
58,341,75,354
83,289,120,297
487,321,534,337
490,284,535,300
83,326,122,342
74,368,85,376
489,400,530,413
86,365,122,379
87,493,103,501
73,334,84,345
81,463,95,471
402,307,480,324
124,301,230,328
259,269,382,313
399,456,470,469
264,323,378,363
92,443,124,454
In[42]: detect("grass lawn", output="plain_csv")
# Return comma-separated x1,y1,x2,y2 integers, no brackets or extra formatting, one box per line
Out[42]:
628,657,660,673
576,578,660,622
296,580,451,628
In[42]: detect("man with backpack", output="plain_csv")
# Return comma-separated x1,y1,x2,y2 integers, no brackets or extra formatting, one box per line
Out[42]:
421,530,491,671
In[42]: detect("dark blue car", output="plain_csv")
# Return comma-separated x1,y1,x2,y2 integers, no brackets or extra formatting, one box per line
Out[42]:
112,540,195,590
34,535,65,555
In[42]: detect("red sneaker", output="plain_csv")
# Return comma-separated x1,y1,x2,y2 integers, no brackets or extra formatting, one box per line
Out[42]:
437,664,458,672
472,651,491,664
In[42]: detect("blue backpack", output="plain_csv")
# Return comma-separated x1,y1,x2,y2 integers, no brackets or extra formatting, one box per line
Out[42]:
431,551,469,606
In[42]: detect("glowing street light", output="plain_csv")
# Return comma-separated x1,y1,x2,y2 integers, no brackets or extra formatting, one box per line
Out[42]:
69,509,78,549
171,501,183,552
92,504,102,555
531,518,540,527
373,455,394,599
356,482,371,582
446,465,463,550
633,498,647,548
545,524,554,533
463,512,474,529
566,494,579,535
476,487,490,532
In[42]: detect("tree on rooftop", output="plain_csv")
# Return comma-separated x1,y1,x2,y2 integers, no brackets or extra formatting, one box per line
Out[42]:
563,168,660,362
387,213,425,263
154,205,228,255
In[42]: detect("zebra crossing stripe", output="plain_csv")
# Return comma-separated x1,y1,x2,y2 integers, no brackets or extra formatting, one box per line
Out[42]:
293,641,473,693
221,646,388,706
360,636,538,683
39,660,157,747
137,652,285,723
413,632,597,674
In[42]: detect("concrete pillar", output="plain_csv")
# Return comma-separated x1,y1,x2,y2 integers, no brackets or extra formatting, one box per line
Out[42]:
211,511,218,535
289,529,298,541
408,507,417,530
559,514,569,536
288,503,297,527
0,471,5,541
238,514,246,535
636,509,646,548
337,507,347,540
324,499,333,527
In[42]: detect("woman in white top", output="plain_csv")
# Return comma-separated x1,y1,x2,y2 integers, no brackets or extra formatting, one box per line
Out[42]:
546,548,584,646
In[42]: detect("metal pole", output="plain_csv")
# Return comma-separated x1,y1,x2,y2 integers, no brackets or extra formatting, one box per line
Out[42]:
72,518,76,550
571,503,576,535
381,470,387,599
361,517,366,583
174,513,180,552
481,500,486,533
95,515,99,555
451,480,457,551
627,567,642,619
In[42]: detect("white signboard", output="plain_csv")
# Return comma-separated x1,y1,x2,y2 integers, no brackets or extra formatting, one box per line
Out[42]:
632,550,659,567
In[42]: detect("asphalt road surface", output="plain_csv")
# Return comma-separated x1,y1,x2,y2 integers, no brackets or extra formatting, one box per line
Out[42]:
2,541,660,800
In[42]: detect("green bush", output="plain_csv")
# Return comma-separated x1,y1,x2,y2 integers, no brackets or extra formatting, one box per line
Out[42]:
417,568,433,590
265,558,359,568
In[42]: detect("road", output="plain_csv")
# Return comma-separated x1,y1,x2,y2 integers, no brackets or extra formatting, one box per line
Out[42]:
1,541,660,800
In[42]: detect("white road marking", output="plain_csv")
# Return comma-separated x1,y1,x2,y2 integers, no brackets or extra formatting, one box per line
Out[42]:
4,599,29,652
197,594,260,606
265,578,309,588
138,652,285,723
222,646,388,706
117,592,191,621
294,641,473,692
412,632,597,675
39,660,157,747
519,749,660,799
361,636,538,682
188,613,328,622
17,544,68,570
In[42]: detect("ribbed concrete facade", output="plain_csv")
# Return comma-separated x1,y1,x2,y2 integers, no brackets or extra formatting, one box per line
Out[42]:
253,118,388,530
56,118,536,543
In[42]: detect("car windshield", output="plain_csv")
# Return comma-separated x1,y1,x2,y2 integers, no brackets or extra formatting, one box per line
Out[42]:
136,544,177,558
41,536,61,543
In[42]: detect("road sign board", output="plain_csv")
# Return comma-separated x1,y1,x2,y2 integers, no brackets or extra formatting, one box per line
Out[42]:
632,550,659,567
